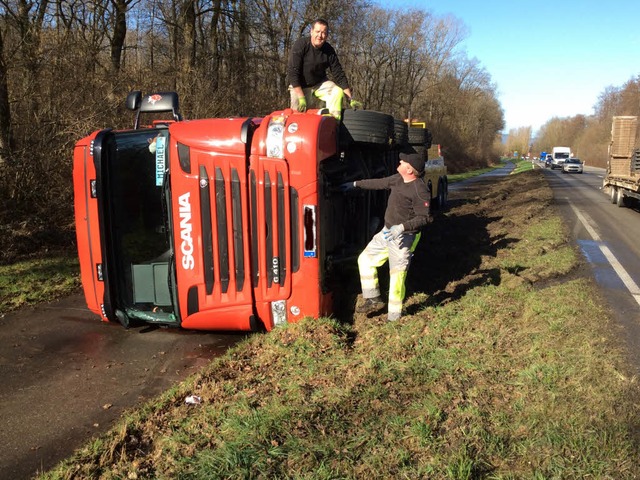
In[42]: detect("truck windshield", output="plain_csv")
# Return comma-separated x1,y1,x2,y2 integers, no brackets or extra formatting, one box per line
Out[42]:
103,128,178,324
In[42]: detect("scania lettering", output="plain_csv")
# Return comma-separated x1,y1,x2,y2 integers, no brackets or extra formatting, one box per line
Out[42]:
178,192,195,270
73,91,447,331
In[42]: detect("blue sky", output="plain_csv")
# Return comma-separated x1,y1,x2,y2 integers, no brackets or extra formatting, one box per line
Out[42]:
378,0,640,134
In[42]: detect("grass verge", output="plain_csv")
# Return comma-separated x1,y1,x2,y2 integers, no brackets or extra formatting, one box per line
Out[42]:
0,255,80,315
39,170,640,479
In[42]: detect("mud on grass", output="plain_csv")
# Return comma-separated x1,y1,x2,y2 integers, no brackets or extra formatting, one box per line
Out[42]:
41,170,640,479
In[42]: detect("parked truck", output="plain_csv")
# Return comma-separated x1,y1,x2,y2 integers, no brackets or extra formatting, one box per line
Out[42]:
550,146,571,169
73,91,447,331
603,116,640,207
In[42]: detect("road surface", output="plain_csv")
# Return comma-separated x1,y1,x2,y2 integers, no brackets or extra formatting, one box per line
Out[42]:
542,163,640,371
0,294,246,479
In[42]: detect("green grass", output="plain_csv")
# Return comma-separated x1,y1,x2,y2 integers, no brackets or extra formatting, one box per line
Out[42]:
448,167,497,183
31,169,640,479
511,158,535,174
0,255,80,314
448,157,533,183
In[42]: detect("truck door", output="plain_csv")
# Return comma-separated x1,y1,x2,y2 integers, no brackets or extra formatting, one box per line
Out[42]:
88,128,179,327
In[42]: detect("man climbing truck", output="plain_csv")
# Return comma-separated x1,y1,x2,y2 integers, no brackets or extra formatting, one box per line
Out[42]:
73,91,446,331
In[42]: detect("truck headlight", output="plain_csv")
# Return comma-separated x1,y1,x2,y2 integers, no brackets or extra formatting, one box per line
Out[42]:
271,300,287,326
266,116,285,159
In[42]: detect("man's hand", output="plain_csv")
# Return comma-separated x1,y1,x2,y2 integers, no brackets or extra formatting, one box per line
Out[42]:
349,99,363,110
337,181,356,192
383,224,404,240
297,97,307,112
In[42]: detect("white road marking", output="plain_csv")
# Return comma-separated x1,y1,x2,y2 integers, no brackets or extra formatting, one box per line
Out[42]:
569,201,640,306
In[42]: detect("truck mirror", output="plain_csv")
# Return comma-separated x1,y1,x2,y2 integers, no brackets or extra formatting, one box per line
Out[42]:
126,91,142,111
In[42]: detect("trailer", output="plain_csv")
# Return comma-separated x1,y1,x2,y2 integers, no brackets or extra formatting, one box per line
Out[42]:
603,116,640,207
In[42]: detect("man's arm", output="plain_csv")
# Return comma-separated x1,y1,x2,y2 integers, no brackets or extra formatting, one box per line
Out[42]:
355,175,397,190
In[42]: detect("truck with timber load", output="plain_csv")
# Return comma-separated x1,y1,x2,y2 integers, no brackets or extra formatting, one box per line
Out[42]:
73,91,447,332
603,116,640,207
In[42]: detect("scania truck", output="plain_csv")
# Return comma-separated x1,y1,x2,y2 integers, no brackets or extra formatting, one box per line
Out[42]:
73,91,446,331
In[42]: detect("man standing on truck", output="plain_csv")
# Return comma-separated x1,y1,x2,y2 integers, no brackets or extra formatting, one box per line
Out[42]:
287,18,361,120
341,151,432,321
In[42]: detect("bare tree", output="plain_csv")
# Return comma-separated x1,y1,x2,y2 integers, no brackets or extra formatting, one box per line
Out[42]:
0,27,13,163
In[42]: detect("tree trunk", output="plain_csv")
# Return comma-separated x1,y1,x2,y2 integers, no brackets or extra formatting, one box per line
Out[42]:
110,0,128,73
0,27,14,163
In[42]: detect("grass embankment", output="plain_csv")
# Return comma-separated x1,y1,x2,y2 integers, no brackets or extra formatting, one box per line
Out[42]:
42,169,640,479
448,157,533,183
0,256,80,315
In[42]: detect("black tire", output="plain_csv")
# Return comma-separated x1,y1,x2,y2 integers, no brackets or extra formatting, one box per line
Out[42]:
610,187,617,204
617,189,626,207
438,178,448,209
425,129,433,149
341,109,394,147
411,145,428,160
408,126,428,145
393,118,408,147
427,181,434,214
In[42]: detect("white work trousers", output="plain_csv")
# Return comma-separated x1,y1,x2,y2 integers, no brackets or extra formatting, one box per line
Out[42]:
358,229,421,317
289,81,345,120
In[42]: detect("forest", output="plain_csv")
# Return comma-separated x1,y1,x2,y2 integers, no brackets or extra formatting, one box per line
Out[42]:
2,0,636,263
0,0,506,262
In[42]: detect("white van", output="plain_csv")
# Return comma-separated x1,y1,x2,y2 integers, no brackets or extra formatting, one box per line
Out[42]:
550,146,571,169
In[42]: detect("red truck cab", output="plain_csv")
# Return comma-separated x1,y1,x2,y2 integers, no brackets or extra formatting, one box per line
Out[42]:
73,91,443,331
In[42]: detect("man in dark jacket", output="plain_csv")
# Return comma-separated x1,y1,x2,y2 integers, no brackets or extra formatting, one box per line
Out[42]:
342,151,432,321
287,18,360,120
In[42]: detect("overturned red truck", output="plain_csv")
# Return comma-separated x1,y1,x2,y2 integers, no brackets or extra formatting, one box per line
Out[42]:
73,91,447,331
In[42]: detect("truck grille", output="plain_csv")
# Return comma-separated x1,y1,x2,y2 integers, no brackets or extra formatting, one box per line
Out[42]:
198,165,245,295
248,169,299,290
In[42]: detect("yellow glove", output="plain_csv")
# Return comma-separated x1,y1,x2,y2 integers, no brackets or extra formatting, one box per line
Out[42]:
297,97,307,112
349,99,363,110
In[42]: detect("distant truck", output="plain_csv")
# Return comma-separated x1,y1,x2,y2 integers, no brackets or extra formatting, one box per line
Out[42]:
602,116,640,207
73,91,447,332
550,146,571,169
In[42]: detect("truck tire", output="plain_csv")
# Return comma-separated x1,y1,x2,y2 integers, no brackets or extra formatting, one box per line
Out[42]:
617,190,626,207
393,118,408,147
411,145,428,160
408,126,428,145
341,110,394,147
438,178,448,209
610,187,617,204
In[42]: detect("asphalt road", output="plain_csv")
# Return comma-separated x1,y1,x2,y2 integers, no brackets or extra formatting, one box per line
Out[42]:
0,294,247,479
541,163,640,372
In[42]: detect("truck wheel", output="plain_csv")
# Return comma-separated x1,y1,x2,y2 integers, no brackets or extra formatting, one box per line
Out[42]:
341,110,394,147
408,126,428,145
617,190,626,207
393,118,408,147
438,178,448,209
426,180,434,213
610,187,617,204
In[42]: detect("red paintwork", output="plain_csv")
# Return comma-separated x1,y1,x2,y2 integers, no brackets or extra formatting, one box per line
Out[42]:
74,110,339,331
